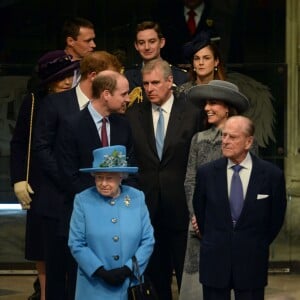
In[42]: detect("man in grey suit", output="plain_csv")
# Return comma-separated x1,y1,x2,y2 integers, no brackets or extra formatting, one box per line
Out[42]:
126,58,201,299
193,116,287,300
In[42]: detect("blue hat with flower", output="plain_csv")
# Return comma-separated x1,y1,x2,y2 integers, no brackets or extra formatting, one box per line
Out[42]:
79,145,138,173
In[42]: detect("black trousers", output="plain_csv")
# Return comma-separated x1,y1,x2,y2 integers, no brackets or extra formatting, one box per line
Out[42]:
203,285,265,300
43,217,77,300
145,227,188,300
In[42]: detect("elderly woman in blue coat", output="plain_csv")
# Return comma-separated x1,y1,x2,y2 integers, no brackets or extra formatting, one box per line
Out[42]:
68,145,154,300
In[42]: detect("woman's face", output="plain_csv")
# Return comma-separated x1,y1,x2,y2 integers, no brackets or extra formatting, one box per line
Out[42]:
94,172,122,198
193,46,219,81
49,75,74,93
204,100,229,128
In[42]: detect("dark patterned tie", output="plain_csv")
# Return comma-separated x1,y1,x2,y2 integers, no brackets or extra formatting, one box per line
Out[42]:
230,165,244,225
187,9,196,35
101,118,108,147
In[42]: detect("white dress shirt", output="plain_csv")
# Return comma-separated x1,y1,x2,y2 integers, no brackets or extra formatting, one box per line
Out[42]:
151,95,174,136
75,84,90,110
227,152,253,199
184,2,205,27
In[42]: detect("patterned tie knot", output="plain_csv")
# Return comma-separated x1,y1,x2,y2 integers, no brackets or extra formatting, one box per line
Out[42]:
232,164,243,173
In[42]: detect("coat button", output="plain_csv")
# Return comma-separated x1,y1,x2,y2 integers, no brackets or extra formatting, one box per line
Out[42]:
113,255,120,261
111,218,118,223
113,236,119,242
110,200,115,206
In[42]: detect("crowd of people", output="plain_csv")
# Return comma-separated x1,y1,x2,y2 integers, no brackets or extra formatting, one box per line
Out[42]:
10,2,287,300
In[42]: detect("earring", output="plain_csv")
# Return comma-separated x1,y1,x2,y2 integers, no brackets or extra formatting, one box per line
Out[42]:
193,68,196,72
214,66,218,72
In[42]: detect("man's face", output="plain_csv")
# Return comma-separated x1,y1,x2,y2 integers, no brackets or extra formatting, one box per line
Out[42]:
134,29,165,62
108,76,130,113
142,67,173,106
68,27,96,60
222,118,253,164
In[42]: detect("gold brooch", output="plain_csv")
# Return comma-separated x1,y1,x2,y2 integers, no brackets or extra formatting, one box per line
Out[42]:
206,19,214,27
124,195,131,207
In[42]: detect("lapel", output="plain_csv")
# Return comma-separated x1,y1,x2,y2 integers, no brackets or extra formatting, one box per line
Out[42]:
138,101,158,157
133,64,142,88
241,154,265,213
161,96,184,163
213,158,233,224
81,107,102,146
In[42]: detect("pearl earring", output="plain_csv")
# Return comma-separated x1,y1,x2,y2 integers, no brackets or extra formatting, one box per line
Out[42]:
214,66,218,72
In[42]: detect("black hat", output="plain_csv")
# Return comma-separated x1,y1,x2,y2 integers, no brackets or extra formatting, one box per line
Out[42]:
183,30,220,61
187,80,249,113
38,50,79,85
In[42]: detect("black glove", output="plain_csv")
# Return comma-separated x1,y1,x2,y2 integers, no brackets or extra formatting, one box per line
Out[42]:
94,266,132,286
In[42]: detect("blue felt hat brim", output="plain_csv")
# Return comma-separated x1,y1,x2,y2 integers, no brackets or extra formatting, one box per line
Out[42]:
79,167,138,173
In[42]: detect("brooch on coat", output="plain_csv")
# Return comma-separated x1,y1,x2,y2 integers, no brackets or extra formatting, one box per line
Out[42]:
124,195,131,207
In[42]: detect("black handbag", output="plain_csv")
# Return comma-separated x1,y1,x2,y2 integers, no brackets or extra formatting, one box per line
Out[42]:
127,256,158,300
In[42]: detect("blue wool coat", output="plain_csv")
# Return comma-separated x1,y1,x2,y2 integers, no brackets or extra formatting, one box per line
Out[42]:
68,185,154,300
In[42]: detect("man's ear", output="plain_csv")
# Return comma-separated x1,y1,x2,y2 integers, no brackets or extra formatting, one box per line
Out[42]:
245,136,254,150
160,38,166,49
102,89,111,101
66,36,75,47
134,42,139,51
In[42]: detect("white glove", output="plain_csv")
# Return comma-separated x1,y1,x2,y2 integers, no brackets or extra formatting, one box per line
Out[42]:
14,181,34,210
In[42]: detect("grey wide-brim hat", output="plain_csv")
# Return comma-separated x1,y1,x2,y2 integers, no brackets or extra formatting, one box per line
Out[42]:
187,80,249,113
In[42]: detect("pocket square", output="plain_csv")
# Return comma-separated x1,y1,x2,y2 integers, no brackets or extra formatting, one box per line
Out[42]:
257,194,269,200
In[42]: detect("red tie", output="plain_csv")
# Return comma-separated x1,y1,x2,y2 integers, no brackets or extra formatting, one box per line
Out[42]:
101,118,108,147
187,9,196,36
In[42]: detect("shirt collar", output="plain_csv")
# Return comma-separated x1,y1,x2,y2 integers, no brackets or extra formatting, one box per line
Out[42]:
88,102,107,124
184,2,205,17
76,84,90,110
151,94,174,114
227,152,252,170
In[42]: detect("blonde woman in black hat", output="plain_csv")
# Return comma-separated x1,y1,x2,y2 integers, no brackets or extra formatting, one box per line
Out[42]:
10,50,79,300
180,80,258,300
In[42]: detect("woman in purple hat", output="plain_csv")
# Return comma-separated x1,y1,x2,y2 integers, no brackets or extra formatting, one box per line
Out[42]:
10,50,79,300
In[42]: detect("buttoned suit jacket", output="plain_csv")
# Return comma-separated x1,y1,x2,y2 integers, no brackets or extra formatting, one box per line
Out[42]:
125,94,201,230
56,107,135,235
193,154,287,289
33,87,79,218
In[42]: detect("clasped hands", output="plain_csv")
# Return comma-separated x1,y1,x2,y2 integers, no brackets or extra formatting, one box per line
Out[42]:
191,215,202,238
94,266,132,286
13,181,34,210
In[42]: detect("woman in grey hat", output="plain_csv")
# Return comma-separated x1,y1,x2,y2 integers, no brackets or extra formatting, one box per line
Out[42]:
180,80,258,300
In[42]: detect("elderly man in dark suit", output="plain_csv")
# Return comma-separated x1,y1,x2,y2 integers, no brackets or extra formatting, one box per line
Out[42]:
33,52,122,300
193,116,287,300
126,58,201,299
